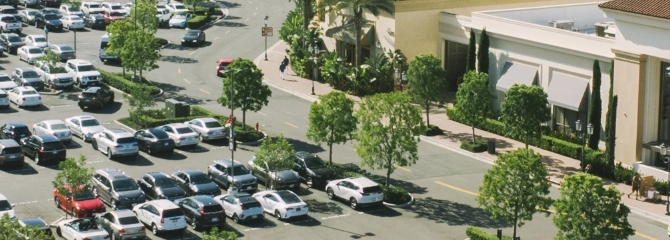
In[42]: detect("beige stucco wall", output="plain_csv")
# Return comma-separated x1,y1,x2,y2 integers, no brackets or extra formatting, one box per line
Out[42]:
612,49,647,165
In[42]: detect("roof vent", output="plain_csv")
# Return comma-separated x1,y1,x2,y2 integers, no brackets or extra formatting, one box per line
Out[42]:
548,20,574,30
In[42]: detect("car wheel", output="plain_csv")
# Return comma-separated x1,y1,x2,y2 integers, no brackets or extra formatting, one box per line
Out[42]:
146,147,153,155
190,218,198,230
92,139,98,150
232,214,239,223
306,177,313,189
75,78,81,88
327,188,334,200
34,154,40,165
56,227,62,237
108,95,114,104
111,233,117,240
151,223,158,235
82,133,88,142
349,198,358,210
99,101,104,109
107,148,113,159
111,200,118,210
198,134,204,142
274,209,282,219
93,188,98,197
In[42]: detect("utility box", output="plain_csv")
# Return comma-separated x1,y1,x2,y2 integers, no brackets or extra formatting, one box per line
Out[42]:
165,99,190,118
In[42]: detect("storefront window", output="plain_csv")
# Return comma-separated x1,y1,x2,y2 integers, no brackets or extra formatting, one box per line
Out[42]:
553,106,586,135
659,62,670,142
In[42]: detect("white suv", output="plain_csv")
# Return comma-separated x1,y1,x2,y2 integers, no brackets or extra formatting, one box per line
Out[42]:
132,199,188,235
325,177,384,210
0,193,16,220
81,2,106,15
65,59,102,88
92,129,139,160
214,193,263,223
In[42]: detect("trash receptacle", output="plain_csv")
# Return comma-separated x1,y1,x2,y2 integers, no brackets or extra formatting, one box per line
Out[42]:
487,139,496,154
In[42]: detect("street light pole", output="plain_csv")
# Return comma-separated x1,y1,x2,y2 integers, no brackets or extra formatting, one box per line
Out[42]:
575,120,593,171
228,68,241,193
308,42,318,95
263,15,268,61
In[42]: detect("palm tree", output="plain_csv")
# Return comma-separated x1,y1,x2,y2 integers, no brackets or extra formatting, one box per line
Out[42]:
319,0,394,67
289,0,314,31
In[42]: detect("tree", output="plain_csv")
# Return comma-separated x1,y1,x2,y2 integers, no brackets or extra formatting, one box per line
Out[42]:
61,0,83,10
201,227,238,240
105,19,134,75
126,0,158,33
354,92,425,186
51,156,95,218
465,29,476,72
477,148,552,239
253,134,295,189
477,28,490,75
124,87,157,129
36,48,65,87
0,214,52,240
182,0,206,10
553,173,634,240
500,84,551,149
307,92,357,165
119,30,159,79
217,58,272,129
605,60,616,166
406,54,448,126
588,60,602,150
455,71,493,144
288,0,314,31
319,0,394,67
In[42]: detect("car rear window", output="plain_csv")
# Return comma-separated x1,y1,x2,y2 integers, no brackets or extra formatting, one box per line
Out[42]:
12,126,30,133
118,217,139,225
0,76,10,82
51,123,67,130
149,128,169,139
363,186,382,194
116,137,136,144
1,147,21,154
162,208,183,218
0,17,15,22
277,191,301,204
175,127,193,134
81,92,96,97
204,121,222,128
89,4,101,8
203,204,223,213
44,14,59,20
42,142,64,151
28,48,42,54
242,201,261,209
60,46,74,51
8,36,21,42
20,90,38,95
0,93,6,98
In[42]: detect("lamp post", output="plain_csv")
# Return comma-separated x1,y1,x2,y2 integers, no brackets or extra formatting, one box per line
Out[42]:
661,144,670,214
575,120,593,171
227,68,241,193
263,15,268,61
308,42,319,95
400,71,406,91
336,57,343,90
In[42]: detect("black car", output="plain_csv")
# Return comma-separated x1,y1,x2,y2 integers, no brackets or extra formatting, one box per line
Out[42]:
83,13,105,29
171,170,221,197
133,128,175,155
0,33,24,55
181,30,205,47
173,196,225,230
34,12,63,31
78,86,114,110
19,134,66,165
0,122,31,143
40,0,61,8
248,159,301,191
293,151,335,188
137,172,187,201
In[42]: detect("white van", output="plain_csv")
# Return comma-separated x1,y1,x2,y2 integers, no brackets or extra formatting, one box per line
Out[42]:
99,34,119,63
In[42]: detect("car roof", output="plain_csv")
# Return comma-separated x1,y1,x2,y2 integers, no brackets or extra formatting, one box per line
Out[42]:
218,58,233,64
213,159,244,167
97,168,131,179
2,33,19,37
34,134,61,142
194,117,217,123
0,139,19,147
74,115,95,120
17,67,36,72
0,193,8,201
180,169,205,175
149,199,179,209
107,129,132,137
164,123,188,128
110,209,135,218
5,121,28,127
42,119,64,125
233,193,256,204
191,195,217,205
347,177,379,187
67,59,91,65
187,29,201,33
147,128,167,135
146,172,170,179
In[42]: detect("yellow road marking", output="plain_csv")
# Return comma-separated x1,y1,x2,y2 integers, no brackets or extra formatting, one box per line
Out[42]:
178,68,181,74
214,36,219,41
200,89,210,94
635,231,657,240
285,122,299,129
189,51,195,56
393,164,411,172
225,30,230,34
257,111,267,116
245,18,249,22
183,78,191,84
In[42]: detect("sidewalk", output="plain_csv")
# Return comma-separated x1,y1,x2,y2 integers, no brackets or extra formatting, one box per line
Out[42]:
254,40,670,224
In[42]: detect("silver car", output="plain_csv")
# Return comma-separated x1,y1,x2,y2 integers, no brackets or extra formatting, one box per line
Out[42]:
33,61,74,89
160,123,200,147
18,9,38,25
0,73,17,91
47,44,76,62
64,115,106,142
95,210,146,240
17,46,44,64
23,34,48,49
183,117,226,141
92,129,139,159
32,119,72,144
214,193,264,223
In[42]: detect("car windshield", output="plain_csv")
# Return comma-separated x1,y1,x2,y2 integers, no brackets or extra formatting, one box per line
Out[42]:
149,128,168,139
28,48,42,54
277,191,301,204
2,9,17,14
189,174,211,184
175,127,193,134
204,121,222,128
73,190,95,200
173,14,187,19
1,147,21,154
21,90,38,95
228,165,250,176
304,156,326,168
58,45,74,51
68,7,81,11
110,11,123,16
34,37,46,42
81,119,100,127
42,142,64,151
175,5,186,9
50,123,68,130
0,200,11,210
8,36,21,42
118,217,139,225
22,71,39,78
12,126,29,132
112,179,140,191
155,178,177,188
110,5,122,10
0,76,9,82
89,4,101,8
185,31,198,37
77,65,95,71
44,14,59,20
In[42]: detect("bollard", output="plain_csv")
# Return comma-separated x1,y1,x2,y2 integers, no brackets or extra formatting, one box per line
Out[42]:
255,123,259,132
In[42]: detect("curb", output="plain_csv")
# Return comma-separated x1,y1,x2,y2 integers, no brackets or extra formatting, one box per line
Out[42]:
383,193,415,208
419,136,495,166
239,131,267,146
40,90,63,95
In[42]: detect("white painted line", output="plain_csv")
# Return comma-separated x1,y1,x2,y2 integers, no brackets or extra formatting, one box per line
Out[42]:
50,216,64,226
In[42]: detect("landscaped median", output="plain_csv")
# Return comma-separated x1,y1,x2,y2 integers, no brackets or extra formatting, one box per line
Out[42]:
97,69,162,96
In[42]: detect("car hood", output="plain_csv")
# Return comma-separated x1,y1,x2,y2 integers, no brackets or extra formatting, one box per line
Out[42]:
79,71,101,77
75,198,104,210
81,125,105,134
156,186,186,197
310,167,335,177
47,20,62,25
9,41,24,46
274,170,300,181
232,174,256,184
0,81,18,90
191,182,219,192
52,72,72,79
182,35,198,41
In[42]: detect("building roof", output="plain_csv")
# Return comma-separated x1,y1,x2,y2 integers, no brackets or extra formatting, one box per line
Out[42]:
599,0,670,20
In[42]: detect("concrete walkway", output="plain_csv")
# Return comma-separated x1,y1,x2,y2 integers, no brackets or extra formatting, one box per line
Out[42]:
254,40,670,224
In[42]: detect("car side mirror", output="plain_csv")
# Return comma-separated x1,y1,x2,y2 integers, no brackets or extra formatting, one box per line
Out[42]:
10,204,16,208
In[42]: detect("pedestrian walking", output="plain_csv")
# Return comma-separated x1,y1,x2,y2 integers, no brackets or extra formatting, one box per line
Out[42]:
282,56,289,67
628,173,641,200
279,63,286,80
584,164,592,174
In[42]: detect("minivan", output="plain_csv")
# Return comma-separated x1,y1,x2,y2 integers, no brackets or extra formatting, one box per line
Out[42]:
0,139,24,167
133,200,187,235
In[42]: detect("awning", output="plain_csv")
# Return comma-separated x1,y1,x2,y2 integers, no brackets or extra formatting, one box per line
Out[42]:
325,24,373,45
547,72,589,111
495,62,538,92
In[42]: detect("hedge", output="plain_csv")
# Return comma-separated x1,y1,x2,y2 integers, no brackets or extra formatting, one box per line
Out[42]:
187,15,209,29
465,227,513,240
187,6,223,16
97,69,161,95
424,124,443,136
380,185,411,204
461,139,488,153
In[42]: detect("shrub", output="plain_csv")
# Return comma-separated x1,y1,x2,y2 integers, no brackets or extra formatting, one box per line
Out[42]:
446,107,465,122
583,149,614,179
460,138,488,153
98,69,161,95
187,15,209,29
481,118,505,134
234,126,264,142
154,37,168,46
613,162,634,184
465,227,513,240
379,185,411,204
550,138,582,159
424,124,443,136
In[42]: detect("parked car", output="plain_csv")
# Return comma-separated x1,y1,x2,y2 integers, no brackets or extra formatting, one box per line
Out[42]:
0,14,22,34
122,3,132,13
91,129,139,160
91,168,146,210
173,196,225,230
17,218,53,239
48,44,76,62
171,169,221,196
293,151,335,188
137,172,187,201
60,15,85,30
19,0,40,8
34,13,63,31
155,2,167,10
12,67,44,91
0,33,25,54
23,35,48,49
7,87,41,108
59,5,84,18
155,8,170,27
207,159,258,192
39,0,61,8
216,58,233,77
101,2,127,15
252,190,308,220
181,29,205,46
133,128,175,155
0,193,16,220
18,10,38,25
39,8,60,16
102,10,125,24
0,122,31,143
132,200,188,235
168,13,192,28
55,218,109,240
32,119,72,144
248,158,301,191
83,13,105,29
214,193,263,223
82,2,106,15
78,86,114,110
159,123,200,148
165,3,188,14
19,134,66,165
65,59,102,88
17,46,44,64
0,139,24,167
64,115,106,142
325,177,384,209
0,73,17,91
0,90,7,109
183,117,225,142
0,6,20,20
95,210,146,240
33,61,74,89
53,185,106,218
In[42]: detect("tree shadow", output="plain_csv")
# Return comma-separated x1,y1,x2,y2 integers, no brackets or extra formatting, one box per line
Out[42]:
284,138,325,153
82,102,123,115
159,229,201,239
218,1,241,8
65,140,83,150
303,199,345,215
213,20,247,28
156,92,209,105
177,145,210,153
223,15,241,20
59,92,80,101
21,105,50,112
152,82,186,93
409,197,508,228
153,151,187,160
541,155,579,181
283,215,321,227
158,55,198,64
357,206,401,217
0,107,19,113
318,225,376,239
439,131,514,150
238,217,278,229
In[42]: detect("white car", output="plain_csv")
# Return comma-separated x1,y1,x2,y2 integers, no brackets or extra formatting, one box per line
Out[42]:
91,129,139,159
168,13,192,28
33,61,74,89
59,5,84,18
0,73,16,91
132,200,188,235
325,177,384,210
17,46,44,64
102,2,127,15
7,86,41,108
94,210,145,240
23,34,48,49
166,3,188,14
0,193,16,220
155,2,167,10
252,190,308,220
64,115,106,142
55,218,109,240
215,193,264,223
81,2,106,15
18,9,38,25
60,15,85,30
184,117,226,141
0,90,9,109
33,119,72,144
159,123,200,147
122,2,132,13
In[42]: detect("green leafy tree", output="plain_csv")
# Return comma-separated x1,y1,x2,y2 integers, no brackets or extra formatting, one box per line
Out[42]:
0,214,52,239
605,60,617,166
477,28,490,75
119,29,159,79
126,0,158,33
477,148,552,239
124,87,157,129
105,19,134,75
288,0,314,31
355,92,425,186
465,29,476,72
36,49,65,87
319,0,394,67
406,54,448,126
183,0,206,10
51,156,95,218
500,84,551,149
201,227,238,240
553,173,634,240
588,60,602,150
307,92,357,165
253,134,295,189
455,71,494,143
279,10,304,43
217,58,272,129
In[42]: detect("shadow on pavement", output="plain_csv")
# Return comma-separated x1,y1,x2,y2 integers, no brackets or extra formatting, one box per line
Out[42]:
303,199,345,215
0,163,38,175
115,155,154,166
156,93,209,105
0,107,19,113
21,105,50,112
158,55,199,64
65,140,83,150
285,138,325,153
153,152,187,161
81,102,123,114
152,82,186,93
282,215,321,227
409,197,508,228
218,1,241,8
318,225,376,239
214,20,247,28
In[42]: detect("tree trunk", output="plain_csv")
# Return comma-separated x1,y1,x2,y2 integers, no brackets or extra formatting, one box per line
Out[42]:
386,158,391,186
524,134,529,149
329,143,333,165
242,110,247,130
425,101,430,126
302,0,310,30
354,11,363,68
513,205,518,238
472,125,476,144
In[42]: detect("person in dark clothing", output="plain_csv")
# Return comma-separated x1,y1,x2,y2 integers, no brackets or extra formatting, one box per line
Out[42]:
282,56,289,66
279,63,286,80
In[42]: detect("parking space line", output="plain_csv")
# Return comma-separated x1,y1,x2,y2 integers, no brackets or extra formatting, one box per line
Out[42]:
248,1,252,4
189,51,196,56
257,111,267,116
214,37,219,41
245,18,249,22
285,122,299,128
184,78,191,84
255,6,258,10
200,89,210,94
178,68,181,74
253,12,257,16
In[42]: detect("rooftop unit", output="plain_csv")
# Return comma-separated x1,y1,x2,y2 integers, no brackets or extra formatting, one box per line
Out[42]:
594,21,616,38
548,20,574,30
